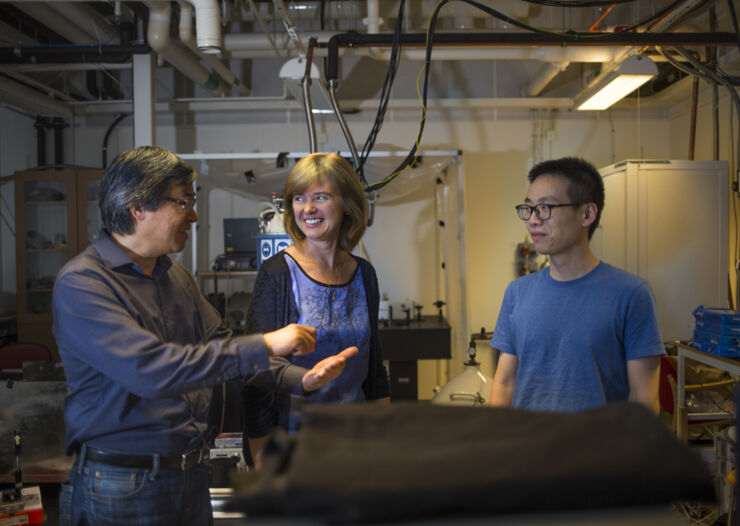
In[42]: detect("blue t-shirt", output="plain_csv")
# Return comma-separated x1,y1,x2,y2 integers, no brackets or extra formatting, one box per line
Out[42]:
490,262,664,412
285,253,371,403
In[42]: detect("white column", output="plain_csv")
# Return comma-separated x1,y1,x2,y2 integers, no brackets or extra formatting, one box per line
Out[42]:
133,53,155,147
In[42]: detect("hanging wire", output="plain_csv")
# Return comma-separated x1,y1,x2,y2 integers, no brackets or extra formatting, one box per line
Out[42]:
365,0,449,193
357,0,406,186
521,0,639,6
658,47,740,171
362,0,690,192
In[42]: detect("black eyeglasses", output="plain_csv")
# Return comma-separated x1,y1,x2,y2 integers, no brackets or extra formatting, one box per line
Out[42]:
515,203,582,220
163,196,197,212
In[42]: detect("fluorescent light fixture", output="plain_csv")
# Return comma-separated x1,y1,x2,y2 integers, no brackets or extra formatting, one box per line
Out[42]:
575,55,658,111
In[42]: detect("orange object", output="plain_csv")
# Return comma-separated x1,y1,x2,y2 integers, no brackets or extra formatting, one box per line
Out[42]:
589,4,616,32
0,486,44,525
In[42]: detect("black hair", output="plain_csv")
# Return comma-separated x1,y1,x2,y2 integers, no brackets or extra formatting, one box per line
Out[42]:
528,157,604,240
99,146,195,235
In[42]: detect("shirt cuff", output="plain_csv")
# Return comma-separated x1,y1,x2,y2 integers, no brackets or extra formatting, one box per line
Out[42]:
236,334,271,377
284,363,309,395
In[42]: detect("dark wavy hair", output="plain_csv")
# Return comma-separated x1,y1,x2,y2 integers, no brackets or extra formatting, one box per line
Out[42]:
528,157,604,240
99,146,195,235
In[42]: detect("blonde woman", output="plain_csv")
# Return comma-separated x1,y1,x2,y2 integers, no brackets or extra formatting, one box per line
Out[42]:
242,153,390,465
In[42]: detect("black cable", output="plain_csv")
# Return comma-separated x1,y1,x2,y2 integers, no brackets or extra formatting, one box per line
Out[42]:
366,0,449,192
663,46,740,202
437,0,687,40
362,0,692,192
519,0,638,6
357,0,405,184
102,114,128,168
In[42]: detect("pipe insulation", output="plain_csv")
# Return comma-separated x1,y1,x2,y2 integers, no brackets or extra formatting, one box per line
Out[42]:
145,1,224,96
46,2,119,44
12,2,97,44
0,75,72,116
187,0,222,53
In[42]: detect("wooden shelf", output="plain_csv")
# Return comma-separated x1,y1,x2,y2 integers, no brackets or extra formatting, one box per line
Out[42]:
15,169,103,357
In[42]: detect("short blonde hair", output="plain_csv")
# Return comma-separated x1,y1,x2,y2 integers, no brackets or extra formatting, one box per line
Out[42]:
283,153,367,251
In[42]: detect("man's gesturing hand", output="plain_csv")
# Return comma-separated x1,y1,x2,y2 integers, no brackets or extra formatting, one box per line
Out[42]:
263,324,316,357
302,346,359,392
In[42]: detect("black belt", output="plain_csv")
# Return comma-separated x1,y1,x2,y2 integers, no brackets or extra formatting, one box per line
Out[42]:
84,446,205,471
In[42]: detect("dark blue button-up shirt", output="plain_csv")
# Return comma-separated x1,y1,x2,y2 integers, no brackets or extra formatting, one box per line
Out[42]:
52,230,289,455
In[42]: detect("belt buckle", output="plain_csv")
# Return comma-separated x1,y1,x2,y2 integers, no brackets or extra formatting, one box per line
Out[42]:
180,448,202,470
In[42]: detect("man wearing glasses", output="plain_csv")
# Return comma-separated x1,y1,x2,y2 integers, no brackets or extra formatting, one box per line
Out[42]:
52,146,358,525
489,157,664,414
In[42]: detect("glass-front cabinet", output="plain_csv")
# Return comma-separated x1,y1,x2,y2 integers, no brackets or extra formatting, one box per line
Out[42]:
15,170,102,357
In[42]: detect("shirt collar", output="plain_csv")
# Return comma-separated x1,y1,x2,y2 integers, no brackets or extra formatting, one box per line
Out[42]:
94,229,173,275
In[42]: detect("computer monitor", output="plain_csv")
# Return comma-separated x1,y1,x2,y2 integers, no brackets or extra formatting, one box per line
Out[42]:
224,218,259,255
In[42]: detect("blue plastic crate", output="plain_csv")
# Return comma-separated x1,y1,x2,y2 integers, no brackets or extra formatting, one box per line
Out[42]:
693,329,740,347
692,337,740,358
692,306,740,335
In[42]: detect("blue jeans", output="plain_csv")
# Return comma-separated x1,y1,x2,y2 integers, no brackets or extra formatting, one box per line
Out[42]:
59,445,213,526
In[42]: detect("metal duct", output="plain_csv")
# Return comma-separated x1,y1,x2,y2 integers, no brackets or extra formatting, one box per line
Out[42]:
525,61,570,97
187,0,222,53
12,2,96,44
46,2,119,44
177,1,249,96
145,1,224,96
0,75,72,116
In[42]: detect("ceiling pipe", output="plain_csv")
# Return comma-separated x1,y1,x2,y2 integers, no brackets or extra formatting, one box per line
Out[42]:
324,31,737,82
185,0,222,53
177,0,249,96
0,63,132,72
46,2,119,44
225,32,625,62
53,117,64,166
524,61,570,97
363,0,383,60
12,2,97,44
145,1,225,96
2,70,73,101
0,19,36,45
34,117,46,166
0,44,149,63
0,75,72,116
0,21,74,101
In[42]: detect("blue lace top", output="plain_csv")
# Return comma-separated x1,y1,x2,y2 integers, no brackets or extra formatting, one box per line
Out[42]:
284,253,371,403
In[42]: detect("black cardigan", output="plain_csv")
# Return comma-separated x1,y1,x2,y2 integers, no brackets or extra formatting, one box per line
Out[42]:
241,251,390,436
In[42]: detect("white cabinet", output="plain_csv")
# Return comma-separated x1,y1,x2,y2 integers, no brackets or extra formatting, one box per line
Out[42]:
591,160,728,342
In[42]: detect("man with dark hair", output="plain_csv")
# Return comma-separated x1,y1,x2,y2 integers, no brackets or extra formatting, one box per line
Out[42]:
489,156,664,413
52,146,357,525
